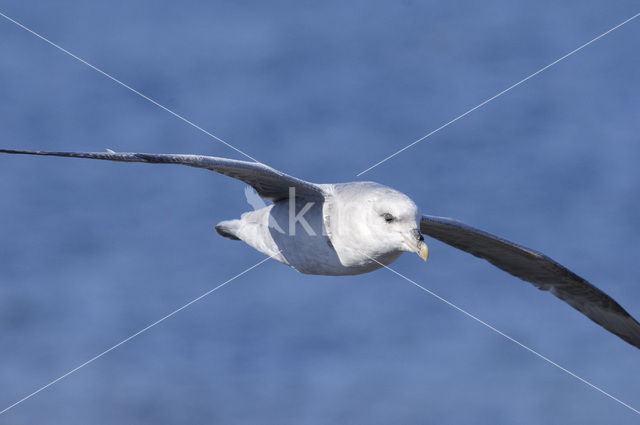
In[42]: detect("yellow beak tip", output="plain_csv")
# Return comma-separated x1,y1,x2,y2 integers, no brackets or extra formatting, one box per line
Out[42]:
418,244,429,262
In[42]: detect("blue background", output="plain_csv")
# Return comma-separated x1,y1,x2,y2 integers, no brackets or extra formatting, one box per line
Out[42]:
1,1,639,423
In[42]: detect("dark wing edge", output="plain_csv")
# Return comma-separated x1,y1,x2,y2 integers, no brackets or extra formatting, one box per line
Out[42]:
0,149,325,202
420,214,640,350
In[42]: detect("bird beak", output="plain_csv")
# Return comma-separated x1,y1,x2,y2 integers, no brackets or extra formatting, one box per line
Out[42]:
417,240,429,261
408,229,429,261
417,241,429,261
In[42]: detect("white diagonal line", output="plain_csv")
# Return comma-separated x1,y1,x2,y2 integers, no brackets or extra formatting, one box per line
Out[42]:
357,11,640,176
0,11,262,165
368,257,640,415
0,254,275,416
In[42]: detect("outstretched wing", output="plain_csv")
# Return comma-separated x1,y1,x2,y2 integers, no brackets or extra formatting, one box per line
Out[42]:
0,149,325,202
420,214,640,349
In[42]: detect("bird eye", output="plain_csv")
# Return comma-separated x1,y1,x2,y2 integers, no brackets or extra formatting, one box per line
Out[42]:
382,213,395,223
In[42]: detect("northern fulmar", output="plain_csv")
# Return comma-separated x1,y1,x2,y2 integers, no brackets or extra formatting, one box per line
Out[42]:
1,148,639,350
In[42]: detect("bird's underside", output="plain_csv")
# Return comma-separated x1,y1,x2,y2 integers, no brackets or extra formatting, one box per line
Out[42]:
215,200,405,276
1,148,639,349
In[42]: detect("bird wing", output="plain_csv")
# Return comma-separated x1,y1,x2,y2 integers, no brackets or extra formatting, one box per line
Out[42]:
420,214,640,349
0,149,325,202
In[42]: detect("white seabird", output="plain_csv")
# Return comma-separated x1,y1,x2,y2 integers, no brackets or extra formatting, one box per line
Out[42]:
1,148,639,350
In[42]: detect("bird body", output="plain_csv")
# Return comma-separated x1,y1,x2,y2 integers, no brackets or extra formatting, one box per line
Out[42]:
217,182,415,275
1,148,639,349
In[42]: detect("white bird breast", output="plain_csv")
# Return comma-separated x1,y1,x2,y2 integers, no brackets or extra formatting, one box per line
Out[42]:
244,197,402,276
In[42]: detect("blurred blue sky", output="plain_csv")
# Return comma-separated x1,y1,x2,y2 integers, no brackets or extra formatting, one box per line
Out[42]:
0,1,639,424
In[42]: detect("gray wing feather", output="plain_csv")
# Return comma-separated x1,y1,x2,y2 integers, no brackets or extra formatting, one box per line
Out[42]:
0,149,325,202
420,214,640,349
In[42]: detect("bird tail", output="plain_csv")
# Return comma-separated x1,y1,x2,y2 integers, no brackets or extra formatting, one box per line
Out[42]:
215,220,241,240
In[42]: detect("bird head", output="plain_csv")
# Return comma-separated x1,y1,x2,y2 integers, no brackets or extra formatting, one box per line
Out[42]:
366,190,429,261
329,183,428,262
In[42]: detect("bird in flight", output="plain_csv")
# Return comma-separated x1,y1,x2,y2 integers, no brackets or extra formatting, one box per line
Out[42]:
1,148,639,349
